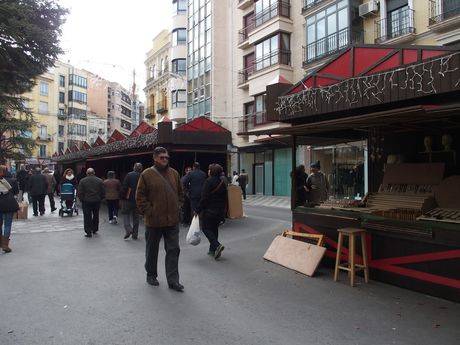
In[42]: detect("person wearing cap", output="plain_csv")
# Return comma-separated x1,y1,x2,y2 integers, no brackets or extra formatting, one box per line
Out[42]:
306,161,329,204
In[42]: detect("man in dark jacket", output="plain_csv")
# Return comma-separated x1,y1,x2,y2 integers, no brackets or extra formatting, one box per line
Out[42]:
238,169,249,200
16,166,29,202
28,168,48,216
136,147,184,292
77,168,105,238
181,162,206,213
121,162,142,240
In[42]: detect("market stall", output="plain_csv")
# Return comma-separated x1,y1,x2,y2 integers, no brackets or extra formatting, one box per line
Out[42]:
247,45,460,301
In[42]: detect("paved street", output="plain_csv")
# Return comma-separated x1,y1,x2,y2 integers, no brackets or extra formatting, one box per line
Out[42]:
1,200,459,345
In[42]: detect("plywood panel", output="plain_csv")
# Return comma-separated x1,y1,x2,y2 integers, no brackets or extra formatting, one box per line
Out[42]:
263,236,326,277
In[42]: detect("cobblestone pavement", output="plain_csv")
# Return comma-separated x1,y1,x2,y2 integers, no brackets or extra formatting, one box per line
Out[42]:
13,196,94,234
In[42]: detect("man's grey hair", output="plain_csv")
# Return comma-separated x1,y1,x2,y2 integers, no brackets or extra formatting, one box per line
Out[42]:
86,168,95,176
134,163,143,172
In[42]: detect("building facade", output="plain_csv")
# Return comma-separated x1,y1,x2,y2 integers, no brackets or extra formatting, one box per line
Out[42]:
233,0,460,197
145,1,188,127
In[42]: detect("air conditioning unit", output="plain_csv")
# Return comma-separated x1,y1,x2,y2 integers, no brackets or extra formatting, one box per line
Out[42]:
359,1,379,18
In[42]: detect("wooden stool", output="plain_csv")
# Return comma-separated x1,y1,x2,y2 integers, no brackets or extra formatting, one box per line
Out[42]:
334,228,369,287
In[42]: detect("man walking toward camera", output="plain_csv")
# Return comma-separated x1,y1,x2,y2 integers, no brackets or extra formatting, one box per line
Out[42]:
136,147,184,292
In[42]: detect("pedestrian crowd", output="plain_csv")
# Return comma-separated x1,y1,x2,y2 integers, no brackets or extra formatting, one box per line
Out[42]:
1,147,253,294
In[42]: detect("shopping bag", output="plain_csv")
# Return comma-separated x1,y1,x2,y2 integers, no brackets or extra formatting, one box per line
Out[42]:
186,215,201,246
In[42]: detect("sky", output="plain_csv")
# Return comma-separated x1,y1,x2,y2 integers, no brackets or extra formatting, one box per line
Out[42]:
59,0,171,101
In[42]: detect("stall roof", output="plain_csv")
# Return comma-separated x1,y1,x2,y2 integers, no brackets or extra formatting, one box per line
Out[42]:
246,104,460,137
54,117,231,163
275,45,460,122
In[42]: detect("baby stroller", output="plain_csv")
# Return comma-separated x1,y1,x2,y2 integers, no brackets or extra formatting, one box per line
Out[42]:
59,182,79,217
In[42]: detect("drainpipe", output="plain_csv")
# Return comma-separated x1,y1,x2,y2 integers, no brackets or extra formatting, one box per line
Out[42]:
380,0,387,39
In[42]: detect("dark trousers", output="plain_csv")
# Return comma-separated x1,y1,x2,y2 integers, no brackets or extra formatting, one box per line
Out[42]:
180,195,192,225
240,186,247,200
201,214,221,253
122,200,140,236
106,199,119,220
145,225,180,284
47,193,56,210
82,201,100,234
31,195,46,215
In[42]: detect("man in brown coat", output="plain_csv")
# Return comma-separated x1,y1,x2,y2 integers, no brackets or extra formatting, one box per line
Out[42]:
136,147,184,291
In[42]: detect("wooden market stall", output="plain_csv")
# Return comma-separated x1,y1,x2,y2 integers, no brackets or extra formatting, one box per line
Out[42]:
247,45,460,301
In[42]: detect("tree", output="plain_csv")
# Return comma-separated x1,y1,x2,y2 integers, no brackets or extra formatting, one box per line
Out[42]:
0,0,67,163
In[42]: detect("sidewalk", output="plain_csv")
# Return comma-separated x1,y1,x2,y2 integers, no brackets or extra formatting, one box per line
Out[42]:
243,194,291,209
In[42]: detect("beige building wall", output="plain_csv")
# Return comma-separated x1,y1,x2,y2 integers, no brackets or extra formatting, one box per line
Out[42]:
145,30,172,127
362,0,460,46
23,70,57,162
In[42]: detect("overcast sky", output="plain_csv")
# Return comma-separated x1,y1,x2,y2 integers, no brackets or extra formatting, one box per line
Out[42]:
59,0,171,101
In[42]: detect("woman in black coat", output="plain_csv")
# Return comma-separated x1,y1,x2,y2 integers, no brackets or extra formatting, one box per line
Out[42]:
196,164,228,260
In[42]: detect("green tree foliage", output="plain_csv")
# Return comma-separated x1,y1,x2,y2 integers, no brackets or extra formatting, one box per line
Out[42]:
0,0,67,162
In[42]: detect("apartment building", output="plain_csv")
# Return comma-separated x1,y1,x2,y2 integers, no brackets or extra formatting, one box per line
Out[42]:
231,0,307,196
145,1,188,127
22,70,57,166
107,82,133,137
230,0,460,197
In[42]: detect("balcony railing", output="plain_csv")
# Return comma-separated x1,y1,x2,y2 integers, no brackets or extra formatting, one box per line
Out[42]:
238,65,255,85
145,113,154,119
303,28,362,65
156,102,167,114
429,0,460,25
238,23,255,44
239,111,271,133
375,8,415,43
254,49,291,72
302,0,326,13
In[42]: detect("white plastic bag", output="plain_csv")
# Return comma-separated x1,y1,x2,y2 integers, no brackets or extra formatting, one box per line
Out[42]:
186,215,201,245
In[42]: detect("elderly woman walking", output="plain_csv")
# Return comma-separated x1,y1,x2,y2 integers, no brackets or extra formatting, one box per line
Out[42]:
196,164,228,259
0,165,19,253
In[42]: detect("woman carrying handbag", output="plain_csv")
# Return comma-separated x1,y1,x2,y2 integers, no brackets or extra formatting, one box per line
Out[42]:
0,165,19,253
196,164,228,260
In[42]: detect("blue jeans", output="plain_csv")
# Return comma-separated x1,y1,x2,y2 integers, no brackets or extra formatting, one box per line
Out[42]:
0,212,14,238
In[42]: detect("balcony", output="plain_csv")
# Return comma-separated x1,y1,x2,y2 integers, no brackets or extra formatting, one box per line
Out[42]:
375,8,415,44
238,24,255,48
429,0,460,31
145,69,170,89
302,0,328,14
253,50,291,75
57,113,67,120
237,65,255,87
238,111,271,133
254,1,290,28
145,113,154,119
37,134,52,142
303,28,363,66
238,0,253,10
156,102,167,114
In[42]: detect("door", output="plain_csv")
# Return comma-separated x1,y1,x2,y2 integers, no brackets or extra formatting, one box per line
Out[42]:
254,164,264,195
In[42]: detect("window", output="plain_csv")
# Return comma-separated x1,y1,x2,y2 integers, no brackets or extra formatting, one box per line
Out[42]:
121,105,132,118
39,145,47,158
59,92,65,103
254,94,266,113
68,90,87,104
254,0,290,27
58,125,64,137
58,108,65,116
39,81,49,96
172,59,186,75
38,101,48,114
121,119,132,131
173,0,187,14
255,33,290,71
58,142,64,153
172,28,187,46
68,107,87,119
59,75,65,87
68,124,87,136
171,90,186,108
69,74,87,88
121,92,131,105
39,125,47,138
305,0,349,61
